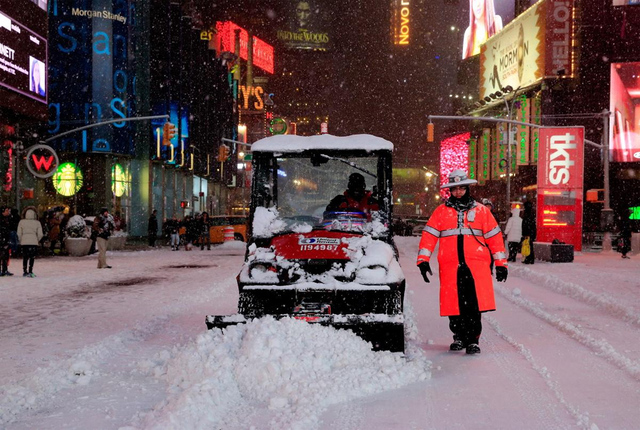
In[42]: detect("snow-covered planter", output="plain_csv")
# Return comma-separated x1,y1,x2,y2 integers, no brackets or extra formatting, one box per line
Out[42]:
66,215,90,238
65,237,92,256
107,232,127,250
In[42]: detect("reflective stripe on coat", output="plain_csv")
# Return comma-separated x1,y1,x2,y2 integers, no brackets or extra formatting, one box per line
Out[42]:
416,202,507,316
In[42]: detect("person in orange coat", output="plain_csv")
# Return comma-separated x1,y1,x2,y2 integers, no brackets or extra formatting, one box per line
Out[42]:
416,169,508,355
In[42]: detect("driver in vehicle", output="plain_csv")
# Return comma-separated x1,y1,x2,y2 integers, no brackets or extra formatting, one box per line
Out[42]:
326,172,379,217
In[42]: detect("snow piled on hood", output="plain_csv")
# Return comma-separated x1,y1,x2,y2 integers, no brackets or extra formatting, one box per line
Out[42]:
136,317,430,430
253,207,287,238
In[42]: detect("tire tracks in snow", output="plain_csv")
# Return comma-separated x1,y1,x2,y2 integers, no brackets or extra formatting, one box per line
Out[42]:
0,271,238,427
484,316,596,430
493,283,640,381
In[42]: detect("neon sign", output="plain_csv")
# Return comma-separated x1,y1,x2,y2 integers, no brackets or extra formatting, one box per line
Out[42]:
215,21,274,74
392,0,410,46
111,163,129,197
52,162,83,196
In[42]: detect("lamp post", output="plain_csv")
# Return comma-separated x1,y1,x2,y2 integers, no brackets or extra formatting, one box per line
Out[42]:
14,140,24,213
498,86,521,220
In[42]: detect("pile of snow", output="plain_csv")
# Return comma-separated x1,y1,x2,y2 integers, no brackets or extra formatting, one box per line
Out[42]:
136,317,430,429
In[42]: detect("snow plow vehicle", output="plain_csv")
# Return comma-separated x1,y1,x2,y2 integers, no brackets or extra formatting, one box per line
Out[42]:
206,134,406,352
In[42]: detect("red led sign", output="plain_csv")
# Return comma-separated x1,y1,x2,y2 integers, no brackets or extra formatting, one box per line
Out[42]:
215,21,274,74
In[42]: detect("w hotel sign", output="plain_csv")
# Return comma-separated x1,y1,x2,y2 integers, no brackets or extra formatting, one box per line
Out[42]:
479,0,575,99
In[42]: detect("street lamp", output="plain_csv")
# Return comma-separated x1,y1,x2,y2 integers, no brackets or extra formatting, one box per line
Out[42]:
496,86,521,219
14,140,24,212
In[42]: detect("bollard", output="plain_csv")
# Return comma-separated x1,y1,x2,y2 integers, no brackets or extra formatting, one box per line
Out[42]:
223,225,234,242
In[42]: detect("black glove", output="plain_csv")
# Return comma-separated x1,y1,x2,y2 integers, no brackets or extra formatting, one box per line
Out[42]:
496,266,508,282
418,262,433,283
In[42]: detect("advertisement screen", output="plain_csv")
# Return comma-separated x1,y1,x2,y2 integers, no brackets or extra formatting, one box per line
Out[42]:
460,0,516,60
610,62,640,162
0,9,47,103
276,0,330,51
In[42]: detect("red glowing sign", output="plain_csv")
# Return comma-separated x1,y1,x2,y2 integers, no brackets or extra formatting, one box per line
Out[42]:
215,21,274,74
439,132,470,198
536,127,584,250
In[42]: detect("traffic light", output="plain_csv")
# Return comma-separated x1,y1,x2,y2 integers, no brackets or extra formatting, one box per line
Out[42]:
217,144,230,162
427,123,434,142
180,200,188,208
162,122,177,146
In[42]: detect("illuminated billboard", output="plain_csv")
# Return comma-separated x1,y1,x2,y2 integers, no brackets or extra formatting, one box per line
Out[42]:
276,0,330,51
215,21,274,74
391,0,410,46
536,127,584,251
479,0,575,99
440,132,470,199
0,8,47,104
610,62,640,162
460,0,515,60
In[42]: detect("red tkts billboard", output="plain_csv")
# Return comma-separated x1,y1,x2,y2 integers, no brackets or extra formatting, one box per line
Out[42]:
536,127,584,251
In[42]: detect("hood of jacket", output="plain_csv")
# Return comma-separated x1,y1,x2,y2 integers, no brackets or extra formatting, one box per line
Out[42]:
22,206,38,220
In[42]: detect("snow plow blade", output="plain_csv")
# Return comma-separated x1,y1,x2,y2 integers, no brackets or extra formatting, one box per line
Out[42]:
206,314,405,353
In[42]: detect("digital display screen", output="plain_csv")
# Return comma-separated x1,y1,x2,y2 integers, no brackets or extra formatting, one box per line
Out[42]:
460,0,516,60
0,9,47,103
610,62,640,162
543,191,576,206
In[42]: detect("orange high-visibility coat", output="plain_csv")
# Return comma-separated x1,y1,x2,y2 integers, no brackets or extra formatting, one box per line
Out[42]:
416,202,507,316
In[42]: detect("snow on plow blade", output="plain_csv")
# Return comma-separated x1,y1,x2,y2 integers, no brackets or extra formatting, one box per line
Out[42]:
206,313,405,353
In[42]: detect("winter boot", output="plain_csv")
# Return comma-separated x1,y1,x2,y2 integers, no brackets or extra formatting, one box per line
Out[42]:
466,343,481,355
23,272,29,277
28,272,36,278
449,340,465,351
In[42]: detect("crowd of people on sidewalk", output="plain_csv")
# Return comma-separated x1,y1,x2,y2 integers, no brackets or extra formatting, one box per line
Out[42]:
160,211,213,251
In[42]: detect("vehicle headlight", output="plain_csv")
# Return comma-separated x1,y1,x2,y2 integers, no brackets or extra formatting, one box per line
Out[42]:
355,264,388,283
248,262,279,282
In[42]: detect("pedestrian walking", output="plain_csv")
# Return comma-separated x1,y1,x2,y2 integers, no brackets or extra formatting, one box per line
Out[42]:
617,211,632,259
0,206,13,276
93,207,114,269
521,201,536,264
148,209,158,248
416,170,508,355
9,207,20,255
199,212,211,250
504,207,523,262
165,217,180,250
17,206,43,277
48,209,62,255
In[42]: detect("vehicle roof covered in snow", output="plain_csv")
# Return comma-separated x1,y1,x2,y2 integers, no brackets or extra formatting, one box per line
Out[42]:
250,134,394,153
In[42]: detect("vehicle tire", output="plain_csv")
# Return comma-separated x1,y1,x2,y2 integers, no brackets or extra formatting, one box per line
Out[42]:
234,233,244,241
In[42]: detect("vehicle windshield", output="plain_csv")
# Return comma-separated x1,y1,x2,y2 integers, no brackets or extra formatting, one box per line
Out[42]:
252,152,391,236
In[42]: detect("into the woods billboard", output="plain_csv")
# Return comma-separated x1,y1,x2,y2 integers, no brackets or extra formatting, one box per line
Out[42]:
47,0,136,155
276,0,330,51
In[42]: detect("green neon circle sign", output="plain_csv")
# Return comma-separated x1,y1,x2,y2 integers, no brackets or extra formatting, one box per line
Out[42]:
111,163,129,197
269,118,287,135
52,162,83,196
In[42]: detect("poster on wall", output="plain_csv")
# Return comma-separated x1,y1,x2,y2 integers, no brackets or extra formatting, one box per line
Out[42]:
610,62,640,162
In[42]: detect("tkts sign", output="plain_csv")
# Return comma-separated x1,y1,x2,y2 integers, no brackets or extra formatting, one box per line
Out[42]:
537,127,584,251
537,127,584,188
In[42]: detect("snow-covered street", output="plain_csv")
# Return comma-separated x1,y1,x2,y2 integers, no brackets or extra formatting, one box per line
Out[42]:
1,237,639,429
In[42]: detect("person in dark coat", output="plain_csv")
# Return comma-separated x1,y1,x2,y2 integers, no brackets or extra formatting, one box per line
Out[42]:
0,206,13,276
326,172,379,217
148,209,158,247
521,201,536,264
199,212,211,250
93,207,114,269
618,212,632,259
9,207,20,255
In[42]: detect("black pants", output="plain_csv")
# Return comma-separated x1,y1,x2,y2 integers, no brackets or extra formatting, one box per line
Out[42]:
22,245,37,273
449,312,482,346
507,241,520,261
148,232,157,247
0,246,9,273
199,232,211,250
523,240,535,264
